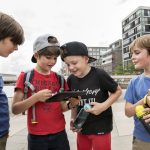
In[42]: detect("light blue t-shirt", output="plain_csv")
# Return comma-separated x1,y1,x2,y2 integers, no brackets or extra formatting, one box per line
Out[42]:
124,74,150,142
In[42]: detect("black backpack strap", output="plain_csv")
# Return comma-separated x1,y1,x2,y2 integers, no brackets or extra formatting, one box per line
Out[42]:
56,73,64,93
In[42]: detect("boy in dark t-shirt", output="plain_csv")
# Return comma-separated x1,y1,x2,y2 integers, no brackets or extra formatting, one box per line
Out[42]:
60,41,122,150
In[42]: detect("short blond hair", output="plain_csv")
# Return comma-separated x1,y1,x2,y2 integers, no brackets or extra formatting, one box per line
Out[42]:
129,34,150,54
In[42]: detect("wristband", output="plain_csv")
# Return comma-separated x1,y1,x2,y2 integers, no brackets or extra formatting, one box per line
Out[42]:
67,102,71,109
67,101,76,109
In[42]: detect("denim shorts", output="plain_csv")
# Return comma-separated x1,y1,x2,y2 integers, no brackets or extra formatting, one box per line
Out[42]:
28,130,70,150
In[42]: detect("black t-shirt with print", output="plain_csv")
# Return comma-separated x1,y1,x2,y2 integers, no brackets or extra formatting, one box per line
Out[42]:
67,67,118,135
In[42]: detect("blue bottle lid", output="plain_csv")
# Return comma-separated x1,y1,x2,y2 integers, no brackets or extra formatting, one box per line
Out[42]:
84,103,92,110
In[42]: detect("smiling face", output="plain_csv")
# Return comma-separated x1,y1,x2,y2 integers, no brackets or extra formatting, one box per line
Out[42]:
131,46,150,71
35,54,58,74
64,55,90,78
0,37,18,57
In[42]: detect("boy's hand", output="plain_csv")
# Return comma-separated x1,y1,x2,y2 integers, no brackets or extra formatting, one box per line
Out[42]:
68,96,81,108
70,119,82,133
85,102,107,115
146,89,150,107
35,89,52,102
143,107,150,123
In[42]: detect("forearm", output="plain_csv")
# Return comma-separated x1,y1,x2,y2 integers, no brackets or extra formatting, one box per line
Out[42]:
61,101,69,112
61,101,77,112
12,94,39,114
125,99,145,117
126,90,150,117
103,85,122,110
71,108,77,120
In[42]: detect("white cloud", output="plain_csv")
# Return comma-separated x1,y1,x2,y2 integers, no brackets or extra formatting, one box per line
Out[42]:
0,0,149,74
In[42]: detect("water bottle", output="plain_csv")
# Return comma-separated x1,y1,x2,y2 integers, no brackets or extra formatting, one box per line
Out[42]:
135,105,150,135
73,104,92,129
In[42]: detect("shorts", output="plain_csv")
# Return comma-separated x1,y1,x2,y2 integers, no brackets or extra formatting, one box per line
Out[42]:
132,136,150,150
28,130,70,150
77,133,111,150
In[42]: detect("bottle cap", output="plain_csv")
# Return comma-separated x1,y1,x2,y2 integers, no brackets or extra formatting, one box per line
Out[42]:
84,103,91,110
135,105,145,117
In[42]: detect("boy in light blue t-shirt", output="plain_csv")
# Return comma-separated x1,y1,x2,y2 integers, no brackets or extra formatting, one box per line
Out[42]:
124,34,150,150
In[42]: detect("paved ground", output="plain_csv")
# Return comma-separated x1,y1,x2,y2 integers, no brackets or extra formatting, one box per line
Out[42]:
6,90,134,150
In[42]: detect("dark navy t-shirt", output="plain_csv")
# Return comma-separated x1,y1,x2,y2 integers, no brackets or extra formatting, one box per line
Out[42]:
0,75,9,137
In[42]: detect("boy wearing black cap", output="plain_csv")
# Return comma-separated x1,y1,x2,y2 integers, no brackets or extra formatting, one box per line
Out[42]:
60,41,122,150
0,12,24,150
12,34,79,150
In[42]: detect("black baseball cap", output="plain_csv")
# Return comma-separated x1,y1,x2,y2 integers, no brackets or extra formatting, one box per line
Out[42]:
60,41,97,63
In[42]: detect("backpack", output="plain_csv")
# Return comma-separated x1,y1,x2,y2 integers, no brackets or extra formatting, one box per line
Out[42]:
23,69,64,124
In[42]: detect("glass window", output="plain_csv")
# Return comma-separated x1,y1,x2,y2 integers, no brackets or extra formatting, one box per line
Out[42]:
129,15,133,21
145,25,150,32
128,29,134,35
144,17,150,24
124,24,130,32
137,33,141,37
144,9,149,16
137,25,141,32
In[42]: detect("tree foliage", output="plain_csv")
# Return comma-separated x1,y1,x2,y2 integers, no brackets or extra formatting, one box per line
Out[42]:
113,63,143,75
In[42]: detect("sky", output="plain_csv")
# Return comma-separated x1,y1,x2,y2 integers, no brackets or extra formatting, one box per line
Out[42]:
0,0,149,75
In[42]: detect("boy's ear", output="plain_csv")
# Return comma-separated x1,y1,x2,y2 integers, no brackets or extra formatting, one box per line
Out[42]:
85,56,89,63
33,53,39,60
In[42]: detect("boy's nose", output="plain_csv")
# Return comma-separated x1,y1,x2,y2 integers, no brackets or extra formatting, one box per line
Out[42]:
131,53,134,59
14,45,18,51
69,65,74,70
50,58,56,64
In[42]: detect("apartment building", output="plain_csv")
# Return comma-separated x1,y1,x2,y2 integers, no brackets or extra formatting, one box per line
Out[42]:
88,47,108,69
122,6,150,70
101,39,122,74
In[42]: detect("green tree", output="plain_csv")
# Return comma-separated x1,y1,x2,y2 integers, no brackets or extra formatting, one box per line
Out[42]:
126,63,135,74
125,63,143,75
113,63,143,75
113,64,124,75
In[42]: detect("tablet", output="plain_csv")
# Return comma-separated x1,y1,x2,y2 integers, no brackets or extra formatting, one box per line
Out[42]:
45,91,86,102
